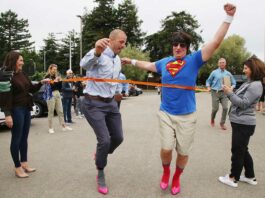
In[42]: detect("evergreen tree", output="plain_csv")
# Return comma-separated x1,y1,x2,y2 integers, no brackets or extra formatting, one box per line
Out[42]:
40,33,59,73
116,0,145,47
144,11,203,61
82,0,117,52
57,31,80,74
0,10,33,64
20,49,40,75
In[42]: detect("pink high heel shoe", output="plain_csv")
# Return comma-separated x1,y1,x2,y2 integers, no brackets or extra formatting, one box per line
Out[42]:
160,181,169,190
96,176,108,195
98,186,108,195
171,185,181,195
160,172,170,190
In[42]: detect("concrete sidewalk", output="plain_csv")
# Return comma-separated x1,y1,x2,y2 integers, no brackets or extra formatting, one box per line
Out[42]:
0,92,264,198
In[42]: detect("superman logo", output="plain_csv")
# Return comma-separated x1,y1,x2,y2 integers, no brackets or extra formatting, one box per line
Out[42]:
166,60,186,77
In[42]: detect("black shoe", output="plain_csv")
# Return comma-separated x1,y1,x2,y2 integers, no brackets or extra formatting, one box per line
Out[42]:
68,121,75,124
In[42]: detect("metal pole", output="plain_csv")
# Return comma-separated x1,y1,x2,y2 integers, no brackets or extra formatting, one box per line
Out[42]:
77,15,83,75
30,59,36,74
80,18,83,75
34,61,36,73
44,51,46,72
69,34,72,70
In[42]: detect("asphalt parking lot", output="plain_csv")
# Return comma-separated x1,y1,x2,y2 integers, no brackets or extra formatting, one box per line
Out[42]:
0,91,264,198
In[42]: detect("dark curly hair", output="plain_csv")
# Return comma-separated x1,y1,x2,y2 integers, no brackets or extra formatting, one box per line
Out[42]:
243,55,265,81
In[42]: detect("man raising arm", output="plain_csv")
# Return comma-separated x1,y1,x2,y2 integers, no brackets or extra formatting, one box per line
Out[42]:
121,3,236,195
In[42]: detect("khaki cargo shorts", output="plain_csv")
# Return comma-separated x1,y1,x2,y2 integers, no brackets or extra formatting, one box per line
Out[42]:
157,110,197,155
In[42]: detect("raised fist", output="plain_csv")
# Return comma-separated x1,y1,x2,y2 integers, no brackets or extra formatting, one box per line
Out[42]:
224,3,236,16
95,38,110,56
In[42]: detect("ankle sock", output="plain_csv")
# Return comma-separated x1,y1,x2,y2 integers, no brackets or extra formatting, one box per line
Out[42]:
161,163,170,183
98,169,106,187
172,166,183,188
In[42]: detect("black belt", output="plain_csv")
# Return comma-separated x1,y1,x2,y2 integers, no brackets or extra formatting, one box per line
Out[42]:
85,94,113,103
212,89,223,92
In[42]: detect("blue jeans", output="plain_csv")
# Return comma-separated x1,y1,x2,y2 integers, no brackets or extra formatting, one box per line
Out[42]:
11,106,31,167
62,97,72,123
75,96,84,115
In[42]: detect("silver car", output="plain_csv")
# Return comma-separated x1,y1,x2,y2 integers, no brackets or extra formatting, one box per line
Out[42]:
0,106,37,126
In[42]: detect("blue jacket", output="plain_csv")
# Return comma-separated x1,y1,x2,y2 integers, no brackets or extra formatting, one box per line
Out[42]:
62,79,74,98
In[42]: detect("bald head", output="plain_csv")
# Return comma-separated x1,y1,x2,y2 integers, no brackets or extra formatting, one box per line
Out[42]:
109,29,126,40
66,69,73,74
108,29,127,55
218,58,227,70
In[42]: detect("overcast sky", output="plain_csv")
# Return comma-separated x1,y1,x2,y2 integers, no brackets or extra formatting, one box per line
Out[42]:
1,0,265,60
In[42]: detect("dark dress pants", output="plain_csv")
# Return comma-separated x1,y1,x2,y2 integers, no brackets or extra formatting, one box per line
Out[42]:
230,122,255,181
82,97,123,169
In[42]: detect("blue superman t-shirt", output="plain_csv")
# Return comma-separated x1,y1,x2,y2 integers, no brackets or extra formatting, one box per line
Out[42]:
155,50,205,115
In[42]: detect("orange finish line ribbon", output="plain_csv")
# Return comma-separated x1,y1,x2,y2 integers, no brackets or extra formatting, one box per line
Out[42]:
52,77,208,92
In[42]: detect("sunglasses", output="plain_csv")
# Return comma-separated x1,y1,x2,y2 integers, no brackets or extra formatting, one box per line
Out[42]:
172,42,187,48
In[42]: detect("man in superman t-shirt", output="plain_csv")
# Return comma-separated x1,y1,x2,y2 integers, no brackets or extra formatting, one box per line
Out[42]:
156,51,204,115
121,3,236,195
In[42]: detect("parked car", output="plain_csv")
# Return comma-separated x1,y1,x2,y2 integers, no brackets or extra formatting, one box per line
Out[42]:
0,109,5,126
32,83,48,117
128,84,143,96
233,74,247,90
0,106,37,126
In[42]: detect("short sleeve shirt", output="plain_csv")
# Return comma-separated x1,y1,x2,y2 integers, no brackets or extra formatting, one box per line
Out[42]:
155,50,205,115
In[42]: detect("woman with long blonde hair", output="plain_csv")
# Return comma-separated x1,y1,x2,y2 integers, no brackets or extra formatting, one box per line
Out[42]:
44,64,72,133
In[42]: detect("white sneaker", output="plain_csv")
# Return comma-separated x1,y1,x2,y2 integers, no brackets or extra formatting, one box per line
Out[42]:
239,175,258,185
48,128,55,134
62,126,72,131
218,174,238,188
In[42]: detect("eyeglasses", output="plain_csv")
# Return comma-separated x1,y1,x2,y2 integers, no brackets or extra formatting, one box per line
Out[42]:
173,42,187,48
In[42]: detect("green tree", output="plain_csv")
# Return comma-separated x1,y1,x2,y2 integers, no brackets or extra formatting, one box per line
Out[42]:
198,35,251,85
120,44,149,81
57,31,80,74
82,0,117,52
82,0,146,52
29,71,46,81
144,11,203,61
39,33,59,73
20,49,41,75
116,0,145,47
0,10,33,64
